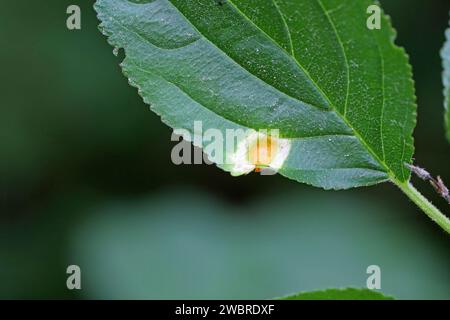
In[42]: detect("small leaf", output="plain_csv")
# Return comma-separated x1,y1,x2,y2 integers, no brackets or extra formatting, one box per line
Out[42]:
442,12,450,143
95,0,417,190
278,288,393,300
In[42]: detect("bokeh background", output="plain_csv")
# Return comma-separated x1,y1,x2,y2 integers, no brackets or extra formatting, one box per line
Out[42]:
1,0,449,299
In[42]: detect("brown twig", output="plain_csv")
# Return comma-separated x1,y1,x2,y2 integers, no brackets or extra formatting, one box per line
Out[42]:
406,163,450,205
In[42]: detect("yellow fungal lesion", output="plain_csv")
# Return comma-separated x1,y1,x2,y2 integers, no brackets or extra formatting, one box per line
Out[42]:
248,134,278,169
229,131,291,176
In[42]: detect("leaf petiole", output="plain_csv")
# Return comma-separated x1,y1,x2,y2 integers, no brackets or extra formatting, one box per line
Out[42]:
396,181,450,234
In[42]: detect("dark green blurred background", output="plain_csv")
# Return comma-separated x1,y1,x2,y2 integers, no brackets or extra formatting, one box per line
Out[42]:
1,0,449,299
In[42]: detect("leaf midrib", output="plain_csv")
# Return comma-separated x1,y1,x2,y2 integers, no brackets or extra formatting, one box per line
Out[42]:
224,0,394,179
218,0,396,180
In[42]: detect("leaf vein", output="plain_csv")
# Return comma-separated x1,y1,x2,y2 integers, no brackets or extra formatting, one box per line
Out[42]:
316,0,350,117
271,0,295,56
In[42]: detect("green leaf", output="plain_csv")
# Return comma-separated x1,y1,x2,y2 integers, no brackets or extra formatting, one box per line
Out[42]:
442,13,450,143
278,288,393,300
94,0,416,190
